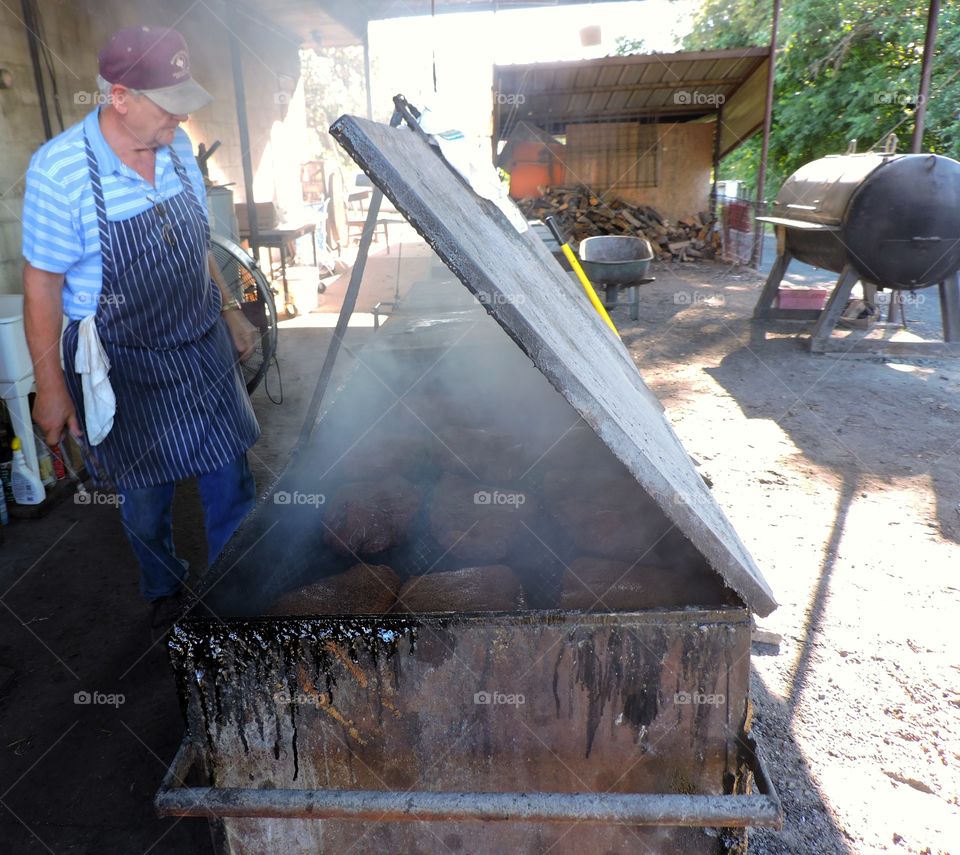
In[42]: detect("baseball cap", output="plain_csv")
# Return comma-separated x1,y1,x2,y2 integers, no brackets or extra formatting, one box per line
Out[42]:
98,26,212,115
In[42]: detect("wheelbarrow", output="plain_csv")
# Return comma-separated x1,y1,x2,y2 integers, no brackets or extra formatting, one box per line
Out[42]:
578,235,655,321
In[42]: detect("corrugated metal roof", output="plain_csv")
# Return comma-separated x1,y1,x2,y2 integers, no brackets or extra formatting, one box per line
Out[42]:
495,48,770,154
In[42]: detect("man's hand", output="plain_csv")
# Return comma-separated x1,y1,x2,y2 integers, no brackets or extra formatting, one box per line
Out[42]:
207,251,258,363
34,382,82,446
223,309,259,362
23,263,81,445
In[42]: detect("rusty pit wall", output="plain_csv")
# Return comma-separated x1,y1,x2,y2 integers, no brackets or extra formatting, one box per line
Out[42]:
169,610,751,854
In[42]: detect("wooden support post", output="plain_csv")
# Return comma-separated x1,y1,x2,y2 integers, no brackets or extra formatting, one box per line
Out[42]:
911,0,940,153
752,0,781,269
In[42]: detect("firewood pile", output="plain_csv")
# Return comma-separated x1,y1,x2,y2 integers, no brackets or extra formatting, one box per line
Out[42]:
517,186,722,261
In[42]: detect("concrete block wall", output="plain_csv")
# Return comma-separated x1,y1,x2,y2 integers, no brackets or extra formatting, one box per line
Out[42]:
0,0,306,296
0,2,51,297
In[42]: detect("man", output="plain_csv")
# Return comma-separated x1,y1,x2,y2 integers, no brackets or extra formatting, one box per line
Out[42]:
22,27,261,630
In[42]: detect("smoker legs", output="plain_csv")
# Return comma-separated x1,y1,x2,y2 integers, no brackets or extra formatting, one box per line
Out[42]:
756,255,960,353
939,273,960,342
752,250,793,319
809,265,859,353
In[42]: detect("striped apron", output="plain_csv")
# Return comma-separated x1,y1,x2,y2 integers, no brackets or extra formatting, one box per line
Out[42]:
62,133,260,490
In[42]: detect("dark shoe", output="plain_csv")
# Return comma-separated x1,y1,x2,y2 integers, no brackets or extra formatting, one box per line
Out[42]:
149,590,185,639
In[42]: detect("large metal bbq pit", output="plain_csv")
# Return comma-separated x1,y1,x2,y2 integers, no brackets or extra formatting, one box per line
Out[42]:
155,99,781,854
753,140,960,354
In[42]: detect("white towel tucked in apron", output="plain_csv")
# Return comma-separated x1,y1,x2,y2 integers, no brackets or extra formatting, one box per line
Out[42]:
74,314,115,445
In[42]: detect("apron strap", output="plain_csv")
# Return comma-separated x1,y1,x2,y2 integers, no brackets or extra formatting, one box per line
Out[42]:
82,132,115,285
168,145,211,259
168,146,203,213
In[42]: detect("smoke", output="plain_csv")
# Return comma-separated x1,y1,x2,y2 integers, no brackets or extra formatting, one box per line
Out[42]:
206,281,730,617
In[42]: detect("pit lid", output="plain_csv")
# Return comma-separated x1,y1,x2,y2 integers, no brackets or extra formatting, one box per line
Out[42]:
330,113,777,616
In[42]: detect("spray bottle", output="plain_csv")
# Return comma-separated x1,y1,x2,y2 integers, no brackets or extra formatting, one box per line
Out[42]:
10,437,45,505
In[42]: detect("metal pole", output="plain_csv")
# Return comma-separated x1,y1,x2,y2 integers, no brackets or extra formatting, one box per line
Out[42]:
296,105,405,451
911,0,940,153
21,0,52,140
363,21,374,120
227,0,260,256
752,0,781,269
710,104,723,220
157,737,781,828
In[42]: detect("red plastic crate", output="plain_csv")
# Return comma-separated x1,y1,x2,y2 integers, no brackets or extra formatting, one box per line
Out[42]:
777,287,829,310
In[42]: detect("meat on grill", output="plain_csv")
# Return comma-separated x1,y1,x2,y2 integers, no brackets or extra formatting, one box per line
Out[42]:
324,475,423,557
394,565,524,613
544,466,668,561
559,557,651,611
433,427,536,482
559,556,737,610
269,563,401,615
333,413,434,482
428,473,537,563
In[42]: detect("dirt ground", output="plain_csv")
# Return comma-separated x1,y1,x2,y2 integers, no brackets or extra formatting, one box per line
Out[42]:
1,237,958,853
617,260,960,855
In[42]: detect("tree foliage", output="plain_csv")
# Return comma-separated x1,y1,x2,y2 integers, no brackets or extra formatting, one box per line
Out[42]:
680,0,960,198
300,46,368,169
614,35,647,54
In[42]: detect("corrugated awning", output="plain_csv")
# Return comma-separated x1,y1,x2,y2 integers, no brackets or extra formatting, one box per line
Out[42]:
330,112,777,616
494,48,771,157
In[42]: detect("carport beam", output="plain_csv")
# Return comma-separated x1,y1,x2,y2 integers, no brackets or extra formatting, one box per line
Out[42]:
752,0,781,268
227,0,260,256
710,103,723,219
911,0,940,153
363,21,373,120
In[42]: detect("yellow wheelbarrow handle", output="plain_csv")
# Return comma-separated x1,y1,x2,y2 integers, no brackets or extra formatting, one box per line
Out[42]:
545,217,619,336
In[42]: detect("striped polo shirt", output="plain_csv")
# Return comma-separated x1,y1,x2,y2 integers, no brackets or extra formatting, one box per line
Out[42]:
22,107,207,320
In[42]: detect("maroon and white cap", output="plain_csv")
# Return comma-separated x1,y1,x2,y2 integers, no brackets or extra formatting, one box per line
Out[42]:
98,26,212,115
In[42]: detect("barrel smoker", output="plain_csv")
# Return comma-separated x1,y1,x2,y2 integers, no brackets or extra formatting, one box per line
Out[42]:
754,140,960,353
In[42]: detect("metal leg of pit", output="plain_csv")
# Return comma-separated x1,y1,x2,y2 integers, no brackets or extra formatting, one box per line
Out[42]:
752,250,800,320
940,273,960,342
808,264,859,353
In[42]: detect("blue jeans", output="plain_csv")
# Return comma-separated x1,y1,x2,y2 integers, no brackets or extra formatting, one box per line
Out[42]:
118,455,256,601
